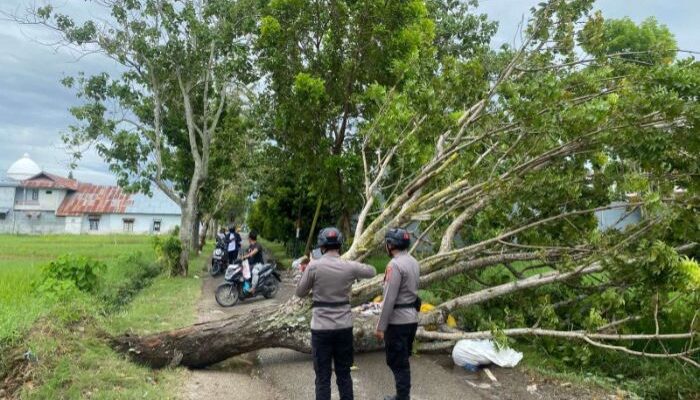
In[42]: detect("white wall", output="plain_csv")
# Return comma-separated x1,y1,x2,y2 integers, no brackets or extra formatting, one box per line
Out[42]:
80,213,180,234
13,188,67,211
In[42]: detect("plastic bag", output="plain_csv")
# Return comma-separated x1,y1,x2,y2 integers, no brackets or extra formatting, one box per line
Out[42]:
242,259,251,280
451,339,523,368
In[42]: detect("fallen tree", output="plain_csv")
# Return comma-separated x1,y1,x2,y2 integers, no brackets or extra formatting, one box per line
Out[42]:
109,0,698,369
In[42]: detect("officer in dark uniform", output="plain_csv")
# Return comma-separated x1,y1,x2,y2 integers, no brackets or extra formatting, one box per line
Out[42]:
296,227,377,400
375,228,420,400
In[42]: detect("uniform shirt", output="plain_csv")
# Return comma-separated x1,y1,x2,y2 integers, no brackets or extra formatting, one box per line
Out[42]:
296,253,376,330
377,251,420,331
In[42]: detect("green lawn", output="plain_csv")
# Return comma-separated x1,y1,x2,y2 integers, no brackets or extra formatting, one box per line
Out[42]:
0,234,155,345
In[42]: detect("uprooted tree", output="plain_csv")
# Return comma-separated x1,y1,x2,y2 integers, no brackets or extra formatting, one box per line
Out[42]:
110,0,699,370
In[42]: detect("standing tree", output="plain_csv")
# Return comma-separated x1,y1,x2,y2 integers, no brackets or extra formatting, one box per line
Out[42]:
14,0,257,274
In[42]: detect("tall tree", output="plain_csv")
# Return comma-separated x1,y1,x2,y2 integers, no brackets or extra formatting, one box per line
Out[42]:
17,0,257,274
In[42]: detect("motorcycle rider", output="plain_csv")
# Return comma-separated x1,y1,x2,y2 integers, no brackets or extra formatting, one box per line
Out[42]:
375,228,420,400
241,230,264,294
296,227,377,400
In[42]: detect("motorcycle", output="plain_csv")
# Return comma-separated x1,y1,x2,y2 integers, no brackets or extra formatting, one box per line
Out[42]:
210,237,227,276
215,260,281,307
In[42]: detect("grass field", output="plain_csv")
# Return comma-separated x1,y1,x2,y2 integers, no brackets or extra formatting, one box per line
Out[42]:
0,235,155,345
0,233,211,399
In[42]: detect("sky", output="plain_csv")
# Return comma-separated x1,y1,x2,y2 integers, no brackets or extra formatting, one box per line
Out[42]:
0,0,698,185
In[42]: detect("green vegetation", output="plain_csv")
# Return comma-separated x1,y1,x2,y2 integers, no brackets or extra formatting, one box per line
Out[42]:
258,237,293,269
0,235,154,346
0,234,210,399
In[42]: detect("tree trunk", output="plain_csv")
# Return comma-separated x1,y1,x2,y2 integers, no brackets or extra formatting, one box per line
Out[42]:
178,200,197,276
111,299,384,369
198,215,211,251
304,196,323,255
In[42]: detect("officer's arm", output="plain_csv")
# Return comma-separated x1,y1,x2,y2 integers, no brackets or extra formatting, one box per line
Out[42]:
377,263,401,332
295,264,314,298
353,262,377,279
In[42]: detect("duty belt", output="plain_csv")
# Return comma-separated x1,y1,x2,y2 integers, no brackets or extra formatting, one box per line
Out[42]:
394,303,417,309
312,300,350,308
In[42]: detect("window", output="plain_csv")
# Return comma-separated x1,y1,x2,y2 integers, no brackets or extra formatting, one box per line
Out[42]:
89,217,100,231
0,212,6,220
31,189,39,201
123,218,134,233
153,220,161,232
45,190,52,195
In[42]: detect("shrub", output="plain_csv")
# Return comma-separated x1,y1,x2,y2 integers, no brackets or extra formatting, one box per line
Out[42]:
152,235,183,276
37,255,106,295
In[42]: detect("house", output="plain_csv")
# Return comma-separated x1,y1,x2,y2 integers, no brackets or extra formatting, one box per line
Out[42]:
0,154,181,234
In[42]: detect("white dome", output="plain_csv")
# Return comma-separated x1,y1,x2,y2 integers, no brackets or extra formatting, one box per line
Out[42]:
7,153,42,181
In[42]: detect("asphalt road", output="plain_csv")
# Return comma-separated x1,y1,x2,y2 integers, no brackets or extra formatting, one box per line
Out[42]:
183,248,610,400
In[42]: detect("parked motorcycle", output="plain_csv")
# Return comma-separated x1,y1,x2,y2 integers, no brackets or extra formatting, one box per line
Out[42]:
215,260,281,307
210,237,227,276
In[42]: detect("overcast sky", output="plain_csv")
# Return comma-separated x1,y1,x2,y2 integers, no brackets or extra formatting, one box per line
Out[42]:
0,0,697,185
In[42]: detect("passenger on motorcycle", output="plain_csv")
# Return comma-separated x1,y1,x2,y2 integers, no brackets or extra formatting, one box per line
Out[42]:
241,230,265,294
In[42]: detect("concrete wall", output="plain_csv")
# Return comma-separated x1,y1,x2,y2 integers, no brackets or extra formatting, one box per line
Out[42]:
79,213,180,234
0,187,14,208
0,211,67,234
13,188,66,211
595,201,642,231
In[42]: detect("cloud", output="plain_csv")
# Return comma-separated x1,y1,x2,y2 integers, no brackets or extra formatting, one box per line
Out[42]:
478,0,698,51
0,0,120,184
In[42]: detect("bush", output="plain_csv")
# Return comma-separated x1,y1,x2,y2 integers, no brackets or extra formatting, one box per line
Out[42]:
152,235,183,276
37,255,106,295
99,252,162,311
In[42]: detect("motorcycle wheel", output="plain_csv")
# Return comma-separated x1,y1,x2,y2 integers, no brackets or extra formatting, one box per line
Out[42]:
215,283,239,307
210,261,221,277
263,279,279,299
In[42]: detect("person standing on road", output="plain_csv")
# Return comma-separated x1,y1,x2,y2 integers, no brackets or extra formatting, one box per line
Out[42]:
375,228,420,400
242,230,265,294
296,227,377,400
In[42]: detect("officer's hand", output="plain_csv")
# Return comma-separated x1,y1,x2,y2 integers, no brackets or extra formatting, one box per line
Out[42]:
374,330,384,341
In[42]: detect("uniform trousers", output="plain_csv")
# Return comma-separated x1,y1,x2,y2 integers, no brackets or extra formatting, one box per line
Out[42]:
311,327,354,400
385,323,418,400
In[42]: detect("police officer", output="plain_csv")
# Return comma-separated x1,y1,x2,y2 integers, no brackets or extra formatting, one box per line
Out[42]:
375,228,420,400
296,227,377,400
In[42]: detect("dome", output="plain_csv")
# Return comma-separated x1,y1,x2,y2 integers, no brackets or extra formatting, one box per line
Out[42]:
7,153,42,181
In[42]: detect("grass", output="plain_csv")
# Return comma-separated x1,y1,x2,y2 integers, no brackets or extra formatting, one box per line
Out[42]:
0,235,155,346
258,237,293,269
21,248,210,400
0,234,211,399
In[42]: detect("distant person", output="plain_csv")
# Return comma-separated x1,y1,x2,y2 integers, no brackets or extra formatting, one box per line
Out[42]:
227,226,238,264
234,225,243,258
375,228,420,400
296,227,377,400
241,230,264,294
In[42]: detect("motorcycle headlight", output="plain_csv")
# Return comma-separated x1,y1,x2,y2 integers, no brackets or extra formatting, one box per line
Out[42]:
214,248,223,256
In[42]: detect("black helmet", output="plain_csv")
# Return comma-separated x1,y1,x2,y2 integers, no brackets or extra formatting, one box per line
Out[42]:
317,227,343,249
385,227,411,250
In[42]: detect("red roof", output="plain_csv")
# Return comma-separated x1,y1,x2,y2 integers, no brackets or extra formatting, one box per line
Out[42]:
21,172,79,190
56,183,133,216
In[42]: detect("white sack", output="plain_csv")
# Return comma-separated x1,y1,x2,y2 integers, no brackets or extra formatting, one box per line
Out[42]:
451,339,523,368
242,259,251,280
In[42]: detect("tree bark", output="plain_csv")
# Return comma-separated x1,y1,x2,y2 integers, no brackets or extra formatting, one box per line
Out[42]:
111,299,384,369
